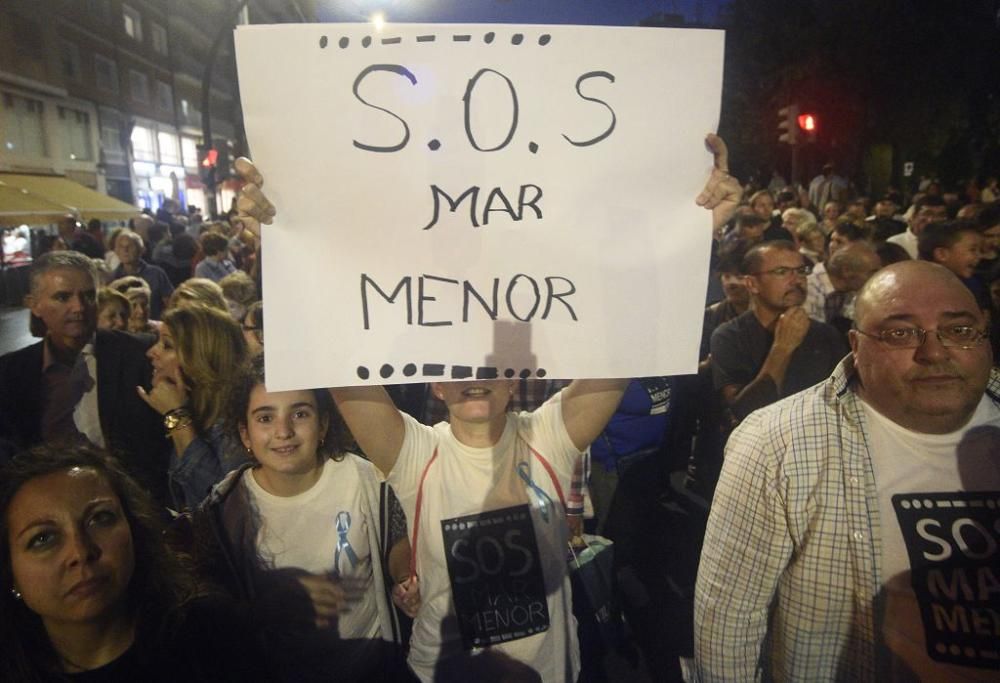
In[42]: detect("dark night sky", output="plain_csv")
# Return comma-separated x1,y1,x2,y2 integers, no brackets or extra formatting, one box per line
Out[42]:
315,0,724,26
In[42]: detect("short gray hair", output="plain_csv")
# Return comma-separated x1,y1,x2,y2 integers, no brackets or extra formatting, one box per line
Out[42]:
29,251,98,296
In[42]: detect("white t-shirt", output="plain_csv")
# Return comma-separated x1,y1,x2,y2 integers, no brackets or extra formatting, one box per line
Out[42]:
243,456,380,642
388,396,582,683
863,396,1000,681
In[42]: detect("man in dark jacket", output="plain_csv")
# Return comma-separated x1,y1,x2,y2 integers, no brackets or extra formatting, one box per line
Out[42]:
0,251,169,503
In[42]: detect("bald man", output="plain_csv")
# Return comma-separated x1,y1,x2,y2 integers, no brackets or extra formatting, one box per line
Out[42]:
695,261,1000,682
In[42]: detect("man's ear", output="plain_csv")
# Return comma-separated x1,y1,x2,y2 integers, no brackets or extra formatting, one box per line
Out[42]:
932,246,950,265
431,382,444,401
848,329,860,357
744,275,760,296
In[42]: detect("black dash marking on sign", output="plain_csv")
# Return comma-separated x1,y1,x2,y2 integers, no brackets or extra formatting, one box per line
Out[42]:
416,35,436,42
423,364,445,377
381,37,402,45
476,367,499,379
452,365,473,379
453,34,472,42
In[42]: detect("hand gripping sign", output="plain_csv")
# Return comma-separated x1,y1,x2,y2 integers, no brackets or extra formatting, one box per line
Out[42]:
235,23,724,390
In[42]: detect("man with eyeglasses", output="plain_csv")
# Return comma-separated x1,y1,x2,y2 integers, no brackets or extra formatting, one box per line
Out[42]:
695,260,1000,681
709,240,848,424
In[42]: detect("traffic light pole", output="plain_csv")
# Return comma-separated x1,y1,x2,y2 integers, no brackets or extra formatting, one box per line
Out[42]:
790,143,800,186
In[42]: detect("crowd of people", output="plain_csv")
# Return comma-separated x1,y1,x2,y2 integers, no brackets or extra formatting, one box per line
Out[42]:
0,136,998,682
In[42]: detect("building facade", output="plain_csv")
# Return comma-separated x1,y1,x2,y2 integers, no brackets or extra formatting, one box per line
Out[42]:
0,0,313,216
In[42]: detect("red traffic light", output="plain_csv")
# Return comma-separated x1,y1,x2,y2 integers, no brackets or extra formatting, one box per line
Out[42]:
797,113,817,132
201,148,218,168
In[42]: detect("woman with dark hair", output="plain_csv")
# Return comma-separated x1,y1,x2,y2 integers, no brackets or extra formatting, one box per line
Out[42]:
0,443,263,681
185,354,414,681
138,304,249,510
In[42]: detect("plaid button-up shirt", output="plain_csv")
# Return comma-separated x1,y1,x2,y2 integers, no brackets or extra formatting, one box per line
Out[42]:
694,355,1000,682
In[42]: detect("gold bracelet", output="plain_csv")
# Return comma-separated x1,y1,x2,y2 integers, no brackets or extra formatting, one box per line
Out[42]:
164,408,193,434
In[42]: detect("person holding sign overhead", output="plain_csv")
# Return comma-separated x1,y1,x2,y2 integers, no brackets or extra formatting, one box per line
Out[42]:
234,134,740,682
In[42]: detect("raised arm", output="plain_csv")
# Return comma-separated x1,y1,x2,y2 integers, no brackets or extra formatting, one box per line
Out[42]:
559,379,629,451
329,386,404,476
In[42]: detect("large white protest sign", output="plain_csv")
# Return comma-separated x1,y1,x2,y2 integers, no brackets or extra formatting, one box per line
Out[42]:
235,23,724,390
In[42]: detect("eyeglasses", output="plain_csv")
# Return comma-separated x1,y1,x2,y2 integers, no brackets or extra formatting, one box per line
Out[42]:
751,265,812,278
853,325,988,349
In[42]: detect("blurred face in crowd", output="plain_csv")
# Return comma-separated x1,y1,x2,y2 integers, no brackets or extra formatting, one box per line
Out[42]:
746,247,807,313
7,467,135,636
828,230,855,255
114,235,141,268
28,268,97,353
911,204,948,236
990,279,1000,311
737,218,767,243
851,263,991,434
147,325,181,386
242,311,263,356
720,271,749,308
240,385,328,482
125,293,149,332
980,223,1000,261
823,202,841,222
934,231,982,279
874,200,897,218
97,301,128,332
751,194,774,220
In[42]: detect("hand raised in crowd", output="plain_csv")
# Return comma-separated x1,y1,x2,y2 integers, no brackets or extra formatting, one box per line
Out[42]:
233,157,274,237
136,364,189,416
772,306,810,352
696,133,743,232
391,575,422,618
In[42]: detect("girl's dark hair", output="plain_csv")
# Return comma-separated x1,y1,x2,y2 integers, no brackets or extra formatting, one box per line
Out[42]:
0,443,196,682
225,353,354,463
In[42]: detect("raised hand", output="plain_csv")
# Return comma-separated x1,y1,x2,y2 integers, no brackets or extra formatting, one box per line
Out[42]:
696,133,743,232
234,157,275,237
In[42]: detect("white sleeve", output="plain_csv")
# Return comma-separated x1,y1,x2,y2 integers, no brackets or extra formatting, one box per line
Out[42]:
386,412,439,525
520,392,583,490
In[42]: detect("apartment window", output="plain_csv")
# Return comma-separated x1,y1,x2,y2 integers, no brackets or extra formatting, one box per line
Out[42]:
129,70,149,103
156,81,173,111
180,98,189,118
151,23,168,55
60,41,82,82
101,124,122,153
2,93,48,157
58,107,93,161
130,125,155,161
157,131,180,165
181,136,199,169
95,54,118,93
123,4,142,42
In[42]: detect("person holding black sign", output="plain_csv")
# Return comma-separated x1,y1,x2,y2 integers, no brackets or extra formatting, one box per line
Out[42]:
234,135,739,682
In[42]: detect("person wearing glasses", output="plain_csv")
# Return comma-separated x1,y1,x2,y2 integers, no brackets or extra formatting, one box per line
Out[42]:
709,240,848,424
695,260,1000,682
